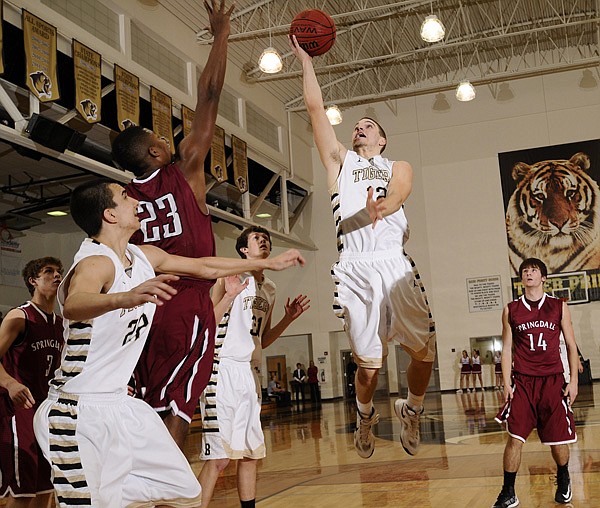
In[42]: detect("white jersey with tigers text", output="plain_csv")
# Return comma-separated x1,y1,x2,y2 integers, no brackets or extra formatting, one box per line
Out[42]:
51,238,156,394
216,274,276,362
330,150,409,254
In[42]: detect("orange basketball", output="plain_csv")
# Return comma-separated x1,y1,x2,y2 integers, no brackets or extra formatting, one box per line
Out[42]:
290,9,336,57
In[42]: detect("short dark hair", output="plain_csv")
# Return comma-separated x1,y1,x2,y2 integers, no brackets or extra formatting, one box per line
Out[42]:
518,257,548,278
71,179,118,237
22,257,63,296
111,126,153,176
235,226,272,258
359,117,387,154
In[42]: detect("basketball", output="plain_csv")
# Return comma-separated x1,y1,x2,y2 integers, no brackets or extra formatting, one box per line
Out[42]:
290,9,336,57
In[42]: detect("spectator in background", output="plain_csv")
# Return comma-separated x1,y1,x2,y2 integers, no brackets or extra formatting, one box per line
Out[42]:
307,360,320,406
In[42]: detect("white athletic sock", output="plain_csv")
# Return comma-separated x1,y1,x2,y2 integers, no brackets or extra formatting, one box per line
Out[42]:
356,399,373,418
407,391,424,412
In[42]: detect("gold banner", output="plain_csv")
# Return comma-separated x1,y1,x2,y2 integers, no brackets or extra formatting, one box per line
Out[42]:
23,10,59,102
73,40,101,123
151,86,174,154
0,1,4,75
232,135,248,193
114,65,139,130
211,125,227,182
181,105,194,138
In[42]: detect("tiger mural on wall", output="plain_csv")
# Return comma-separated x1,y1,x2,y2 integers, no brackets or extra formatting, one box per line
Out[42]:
506,152,600,274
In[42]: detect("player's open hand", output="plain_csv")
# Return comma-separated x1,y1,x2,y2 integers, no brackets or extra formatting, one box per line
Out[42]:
289,35,311,63
268,249,306,270
224,275,249,299
366,186,384,228
119,274,180,308
7,379,35,410
284,294,311,320
205,0,234,37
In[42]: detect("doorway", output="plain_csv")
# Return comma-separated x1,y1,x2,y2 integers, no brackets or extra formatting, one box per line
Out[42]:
267,355,288,391
341,349,389,399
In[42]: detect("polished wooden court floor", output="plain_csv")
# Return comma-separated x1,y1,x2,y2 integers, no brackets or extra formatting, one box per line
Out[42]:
184,383,600,508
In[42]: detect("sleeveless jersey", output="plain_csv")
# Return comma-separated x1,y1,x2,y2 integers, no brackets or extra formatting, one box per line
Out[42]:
216,274,276,363
1,302,63,404
330,150,409,254
460,357,470,367
472,356,481,366
126,162,215,289
50,239,156,394
508,293,564,376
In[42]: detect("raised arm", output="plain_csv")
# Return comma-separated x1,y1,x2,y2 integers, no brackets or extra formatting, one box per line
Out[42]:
561,302,579,403
366,160,413,227
211,275,248,323
500,305,514,402
62,256,179,321
262,294,310,348
0,309,34,409
290,36,346,188
142,245,305,280
177,0,234,210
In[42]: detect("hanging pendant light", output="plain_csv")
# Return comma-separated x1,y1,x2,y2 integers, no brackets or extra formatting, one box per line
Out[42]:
456,80,476,101
325,105,342,125
420,14,445,43
258,47,283,73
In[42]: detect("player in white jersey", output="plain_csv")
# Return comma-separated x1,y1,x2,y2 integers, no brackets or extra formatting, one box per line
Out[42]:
32,180,305,508
198,226,309,507
292,37,436,459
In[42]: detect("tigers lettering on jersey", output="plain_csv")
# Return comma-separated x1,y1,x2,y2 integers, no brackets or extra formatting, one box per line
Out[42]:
352,165,391,183
242,295,270,313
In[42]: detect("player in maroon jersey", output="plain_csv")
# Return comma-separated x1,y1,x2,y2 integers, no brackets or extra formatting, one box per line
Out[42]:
110,1,234,449
0,257,64,506
493,258,578,508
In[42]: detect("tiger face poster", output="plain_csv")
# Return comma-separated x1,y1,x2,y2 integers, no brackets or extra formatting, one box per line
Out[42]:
499,139,600,303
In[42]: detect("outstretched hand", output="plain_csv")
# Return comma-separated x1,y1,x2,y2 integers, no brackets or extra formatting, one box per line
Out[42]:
118,274,180,309
289,34,312,64
366,186,384,228
284,294,311,320
268,249,306,271
204,0,234,37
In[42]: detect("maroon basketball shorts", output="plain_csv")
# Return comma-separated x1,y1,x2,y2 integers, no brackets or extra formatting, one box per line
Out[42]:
134,282,215,422
495,373,577,445
0,407,53,497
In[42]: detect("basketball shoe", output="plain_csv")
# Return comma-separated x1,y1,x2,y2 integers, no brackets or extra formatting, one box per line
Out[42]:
353,408,379,459
555,471,572,503
492,486,519,508
394,399,423,456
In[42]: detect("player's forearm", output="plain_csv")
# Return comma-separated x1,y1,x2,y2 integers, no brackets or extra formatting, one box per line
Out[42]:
501,352,512,387
213,291,236,323
0,364,18,391
302,59,325,113
197,29,229,106
63,292,125,321
261,316,294,348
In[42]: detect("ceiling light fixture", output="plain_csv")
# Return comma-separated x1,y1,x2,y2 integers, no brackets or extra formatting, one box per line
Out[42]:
456,80,476,101
258,1,282,74
579,69,598,89
258,47,283,74
47,210,68,217
420,14,445,43
256,212,272,218
325,104,342,125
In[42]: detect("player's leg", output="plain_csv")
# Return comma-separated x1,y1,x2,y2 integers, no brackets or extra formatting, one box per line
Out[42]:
237,458,258,507
198,459,231,506
492,437,522,508
551,445,572,504
394,349,433,456
163,413,190,449
353,365,380,459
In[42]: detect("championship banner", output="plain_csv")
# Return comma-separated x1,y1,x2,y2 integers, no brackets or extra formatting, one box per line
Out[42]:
73,40,101,123
0,1,4,75
499,139,600,303
232,135,248,193
114,65,139,130
211,125,227,182
181,105,194,138
23,10,59,102
150,86,174,154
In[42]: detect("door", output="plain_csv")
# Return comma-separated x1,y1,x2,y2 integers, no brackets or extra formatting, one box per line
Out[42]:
395,345,440,397
267,355,288,391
